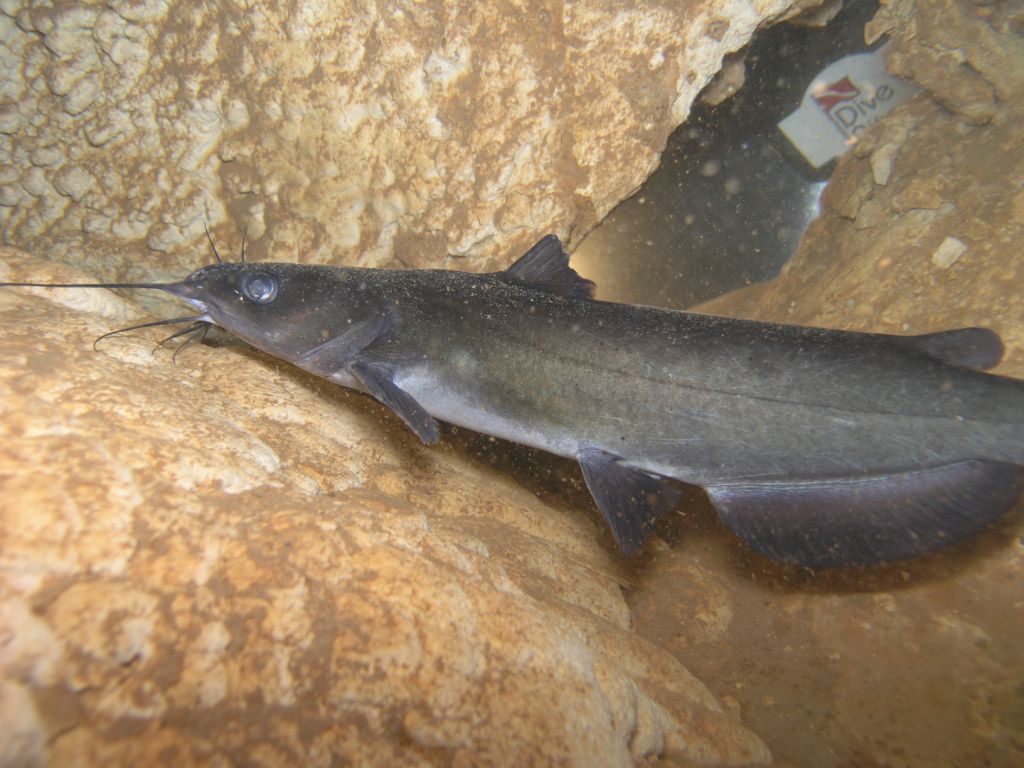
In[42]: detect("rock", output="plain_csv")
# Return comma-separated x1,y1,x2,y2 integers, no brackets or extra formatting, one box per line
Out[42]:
0,0,796,278
632,2,1024,766
866,0,1024,125
0,245,770,765
931,235,967,269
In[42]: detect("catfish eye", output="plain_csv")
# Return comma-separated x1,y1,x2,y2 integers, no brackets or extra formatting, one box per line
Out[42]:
240,272,278,304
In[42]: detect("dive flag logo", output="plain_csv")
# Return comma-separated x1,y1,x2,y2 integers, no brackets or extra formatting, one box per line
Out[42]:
811,77,860,113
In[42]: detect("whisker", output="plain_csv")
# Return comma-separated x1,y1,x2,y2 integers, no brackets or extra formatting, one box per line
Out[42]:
154,320,209,350
204,218,250,263
204,220,223,264
152,320,212,365
92,314,209,351
172,323,211,365
1,280,172,290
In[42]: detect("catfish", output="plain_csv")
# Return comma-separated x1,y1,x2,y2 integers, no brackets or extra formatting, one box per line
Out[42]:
3,235,1022,567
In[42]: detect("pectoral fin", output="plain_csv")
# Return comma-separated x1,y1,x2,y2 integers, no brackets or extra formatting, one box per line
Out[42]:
578,447,682,556
349,359,440,445
707,461,1023,567
295,313,394,376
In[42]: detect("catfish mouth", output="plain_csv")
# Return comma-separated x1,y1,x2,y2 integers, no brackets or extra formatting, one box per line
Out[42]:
55,281,214,356
161,282,213,316
0,273,230,360
89,282,215,358
0,276,214,335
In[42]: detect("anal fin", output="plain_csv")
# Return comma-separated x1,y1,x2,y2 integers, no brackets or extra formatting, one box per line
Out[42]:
707,461,1023,567
578,447,682,556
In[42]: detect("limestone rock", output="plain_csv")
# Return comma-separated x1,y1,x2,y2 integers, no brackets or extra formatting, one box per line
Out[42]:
0,245,770,766
866,0,1024,125
0,0,795,279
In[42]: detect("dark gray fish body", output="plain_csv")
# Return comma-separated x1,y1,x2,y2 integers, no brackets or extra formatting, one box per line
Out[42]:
378,271,1024,483
6,236,1023,566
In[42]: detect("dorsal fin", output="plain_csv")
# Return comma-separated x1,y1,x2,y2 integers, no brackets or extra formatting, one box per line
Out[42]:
899,327,1004,371
502,235,596,300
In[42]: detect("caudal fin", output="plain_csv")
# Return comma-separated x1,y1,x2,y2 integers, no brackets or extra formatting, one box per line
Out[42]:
706,461,1023,567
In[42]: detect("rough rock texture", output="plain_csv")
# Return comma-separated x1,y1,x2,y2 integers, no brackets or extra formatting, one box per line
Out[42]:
0,0,795,280
0,247,771,766
5,0,1023,766
631,1,1024,766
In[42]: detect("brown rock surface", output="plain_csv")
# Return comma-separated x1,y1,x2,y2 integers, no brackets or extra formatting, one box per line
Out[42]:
5,0,1024,766
631,1,1024,766
0,246,771,766
0,0,795,277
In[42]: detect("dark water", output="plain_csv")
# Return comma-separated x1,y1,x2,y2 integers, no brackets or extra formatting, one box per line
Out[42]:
573,0,880,310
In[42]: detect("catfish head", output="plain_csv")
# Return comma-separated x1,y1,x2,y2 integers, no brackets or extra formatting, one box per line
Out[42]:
0,260,389,368
171,262,389,363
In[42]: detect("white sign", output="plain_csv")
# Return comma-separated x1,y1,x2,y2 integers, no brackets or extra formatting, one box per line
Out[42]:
778,45,920,169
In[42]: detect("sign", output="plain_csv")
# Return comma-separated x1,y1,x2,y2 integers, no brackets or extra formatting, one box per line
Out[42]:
778,45,920,169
